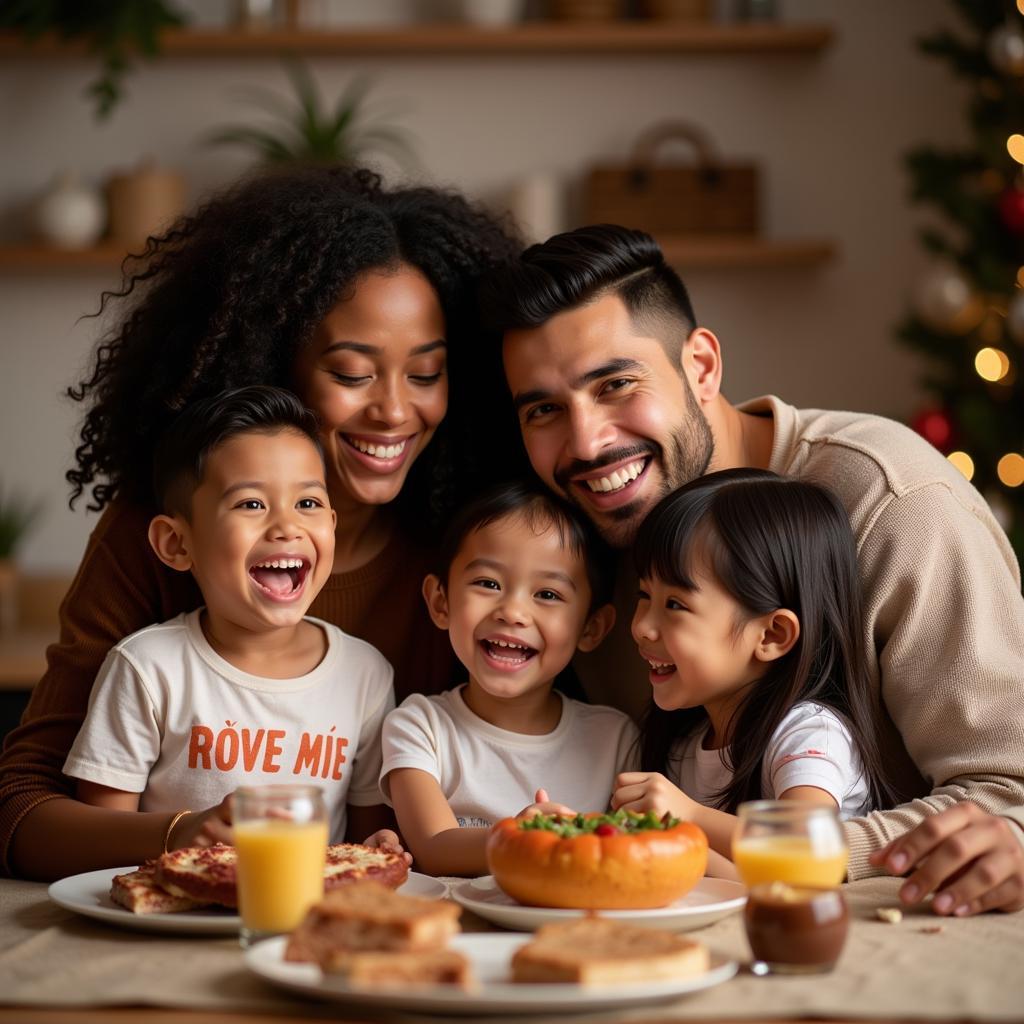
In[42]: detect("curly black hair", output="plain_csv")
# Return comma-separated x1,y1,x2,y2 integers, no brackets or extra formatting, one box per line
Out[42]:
67,165,528,539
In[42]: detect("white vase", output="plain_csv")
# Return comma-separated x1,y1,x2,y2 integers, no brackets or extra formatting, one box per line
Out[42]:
34,171,106,250
506,171,566,244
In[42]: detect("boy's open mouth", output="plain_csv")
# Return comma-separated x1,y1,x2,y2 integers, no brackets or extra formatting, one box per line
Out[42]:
248,557,310,599
479,637,538,666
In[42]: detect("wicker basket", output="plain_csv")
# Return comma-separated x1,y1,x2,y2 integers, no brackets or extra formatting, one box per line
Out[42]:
583,121,759,235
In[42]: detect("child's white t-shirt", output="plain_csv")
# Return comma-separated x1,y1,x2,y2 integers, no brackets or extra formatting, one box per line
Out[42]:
63,609,395,842
667,702,871,820
379,686,639,827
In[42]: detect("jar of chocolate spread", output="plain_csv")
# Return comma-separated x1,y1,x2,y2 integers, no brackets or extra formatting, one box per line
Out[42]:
744,882,849,974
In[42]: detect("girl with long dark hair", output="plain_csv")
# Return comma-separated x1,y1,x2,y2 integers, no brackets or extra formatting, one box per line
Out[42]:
612,469,895,871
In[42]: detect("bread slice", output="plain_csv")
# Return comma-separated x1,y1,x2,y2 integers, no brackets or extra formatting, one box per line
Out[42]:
322,948,473,988
323,843,409,891
155,844,238,907
110,863,211,915
511,917,710,986
284,881,461,963
153,842,407,910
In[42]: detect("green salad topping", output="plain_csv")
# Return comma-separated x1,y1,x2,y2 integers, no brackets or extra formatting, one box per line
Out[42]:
517,808,681,838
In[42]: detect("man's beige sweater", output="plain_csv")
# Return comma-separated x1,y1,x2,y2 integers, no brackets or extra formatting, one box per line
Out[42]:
574,396,1024,880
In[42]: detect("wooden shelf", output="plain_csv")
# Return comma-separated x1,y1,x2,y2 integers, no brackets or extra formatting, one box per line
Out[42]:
0,244,136,272
0,238,835,273
0,23,833,58
659,236,836,269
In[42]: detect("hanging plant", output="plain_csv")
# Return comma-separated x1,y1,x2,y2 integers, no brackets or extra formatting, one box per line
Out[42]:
0,0,185,120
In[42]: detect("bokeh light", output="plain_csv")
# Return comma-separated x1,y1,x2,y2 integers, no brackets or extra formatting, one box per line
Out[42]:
947,451,975,480
975,347,1011,381
1008,134,1024,164
997,452,1024,487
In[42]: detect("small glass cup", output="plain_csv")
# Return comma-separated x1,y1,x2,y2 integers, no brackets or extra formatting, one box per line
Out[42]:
233,783,328,948
732,800,848,889
744,883,849,975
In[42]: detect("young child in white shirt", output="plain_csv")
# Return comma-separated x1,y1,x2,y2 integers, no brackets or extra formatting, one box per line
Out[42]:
612,469,896,873
64,386,400,860
380,481,638,876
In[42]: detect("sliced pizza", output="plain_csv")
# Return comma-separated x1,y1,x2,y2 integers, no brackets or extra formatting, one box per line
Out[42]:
110,861,212,915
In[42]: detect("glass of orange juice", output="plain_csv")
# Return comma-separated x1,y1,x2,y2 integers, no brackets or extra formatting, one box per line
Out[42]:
234,783,328,948
732,801,848,889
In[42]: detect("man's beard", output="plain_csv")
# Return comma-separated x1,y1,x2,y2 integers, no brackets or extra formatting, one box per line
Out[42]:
555,383,714,549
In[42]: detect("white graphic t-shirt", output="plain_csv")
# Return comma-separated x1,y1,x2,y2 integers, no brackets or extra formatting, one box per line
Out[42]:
380,685,639,827
64,610,394,842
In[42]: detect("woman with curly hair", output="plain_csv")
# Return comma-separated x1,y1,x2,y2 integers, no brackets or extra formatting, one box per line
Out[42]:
0,166,525,879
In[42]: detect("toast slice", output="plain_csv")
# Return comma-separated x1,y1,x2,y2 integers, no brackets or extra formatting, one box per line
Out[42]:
154,842,407,910
322,948,473,988
511,916,710,986
155,844,238,907
323,843,409,891
110,863,211,915
285,881,461,963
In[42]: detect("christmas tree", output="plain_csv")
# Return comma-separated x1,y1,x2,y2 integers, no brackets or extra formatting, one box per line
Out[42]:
899,0,1024,567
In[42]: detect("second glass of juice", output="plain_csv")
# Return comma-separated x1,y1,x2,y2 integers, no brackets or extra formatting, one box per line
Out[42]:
732,801,848,888
234,783,328,948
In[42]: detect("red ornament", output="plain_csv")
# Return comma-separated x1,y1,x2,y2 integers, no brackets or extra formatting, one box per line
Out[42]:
910,407,955,453
998,187,1024,234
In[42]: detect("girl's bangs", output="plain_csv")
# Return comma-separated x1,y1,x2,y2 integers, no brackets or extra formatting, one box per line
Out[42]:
633,494,715,590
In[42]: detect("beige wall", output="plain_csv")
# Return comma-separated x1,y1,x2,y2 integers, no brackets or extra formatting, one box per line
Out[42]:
0,0,966,571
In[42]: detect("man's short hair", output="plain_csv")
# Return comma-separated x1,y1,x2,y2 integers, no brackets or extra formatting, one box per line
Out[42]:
480,225,697,361
152,385,323,517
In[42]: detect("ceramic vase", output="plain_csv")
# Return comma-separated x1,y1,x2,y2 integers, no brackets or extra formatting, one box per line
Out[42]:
34,172,105,250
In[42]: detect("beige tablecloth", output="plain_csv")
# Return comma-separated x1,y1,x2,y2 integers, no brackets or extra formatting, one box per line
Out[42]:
0,876,1021,1020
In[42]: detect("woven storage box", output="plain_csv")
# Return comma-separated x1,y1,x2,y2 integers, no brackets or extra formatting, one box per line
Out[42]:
583,122,759,235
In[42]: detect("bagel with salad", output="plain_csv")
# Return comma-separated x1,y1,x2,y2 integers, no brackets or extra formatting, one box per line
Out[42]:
486,809,708,910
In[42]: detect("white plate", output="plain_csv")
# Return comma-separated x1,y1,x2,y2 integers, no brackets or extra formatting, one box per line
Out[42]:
451,875,746,932
48,868,446,935
246,932,737,1015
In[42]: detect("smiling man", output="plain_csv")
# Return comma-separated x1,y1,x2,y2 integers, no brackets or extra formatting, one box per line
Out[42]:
481,224,1024,912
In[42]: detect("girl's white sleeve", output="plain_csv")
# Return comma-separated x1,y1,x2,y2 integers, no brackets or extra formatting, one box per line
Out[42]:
764,705,861,809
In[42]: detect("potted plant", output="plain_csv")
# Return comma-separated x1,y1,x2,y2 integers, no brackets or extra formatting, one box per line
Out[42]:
0,0,186,120
203,59,416,169
0,484,43,634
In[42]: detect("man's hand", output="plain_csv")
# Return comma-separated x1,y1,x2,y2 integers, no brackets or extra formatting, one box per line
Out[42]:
868,802,1024,915
362,828,413,866
516,788,577,819
169,794,234,849
611,772,695,819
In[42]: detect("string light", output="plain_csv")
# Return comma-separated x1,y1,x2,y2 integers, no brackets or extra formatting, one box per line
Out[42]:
1017,266,1024,288
947,451,975,480
1018,0,1024,15
1008,134,1024,164
975,347,1012,381
997,453,1024,487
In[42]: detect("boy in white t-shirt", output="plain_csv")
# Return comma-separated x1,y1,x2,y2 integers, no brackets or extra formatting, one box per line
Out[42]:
380,482,638,876
64,386,399,859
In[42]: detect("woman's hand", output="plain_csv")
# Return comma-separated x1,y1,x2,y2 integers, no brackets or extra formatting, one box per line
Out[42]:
611,772,696,819
361,828,414,866
868,802,1024,916
169,794,234,850
516,788,577,819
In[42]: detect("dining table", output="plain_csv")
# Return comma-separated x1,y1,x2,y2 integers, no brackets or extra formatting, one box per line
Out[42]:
0,872,1021,1024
